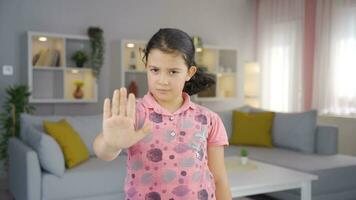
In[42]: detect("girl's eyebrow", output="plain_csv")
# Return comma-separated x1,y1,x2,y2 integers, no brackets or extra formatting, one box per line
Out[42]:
148,65,159,69
148,65,183,71
168,67,183,71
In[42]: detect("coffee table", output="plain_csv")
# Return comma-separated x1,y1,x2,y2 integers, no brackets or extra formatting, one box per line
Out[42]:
225,156,318,200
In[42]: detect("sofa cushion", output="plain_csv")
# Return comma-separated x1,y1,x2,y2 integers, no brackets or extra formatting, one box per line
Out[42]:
21,113,111,156
230,111,274,147
225,146,356,196
25,126,65,177
20,113,65,141
66,115,102,156
43,119,90,168
272,110,317,153
217,105,266,140
42,156,127,200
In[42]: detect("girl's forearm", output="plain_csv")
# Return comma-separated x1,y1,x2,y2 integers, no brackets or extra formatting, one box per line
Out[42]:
93,133,122,161
215,180,232,200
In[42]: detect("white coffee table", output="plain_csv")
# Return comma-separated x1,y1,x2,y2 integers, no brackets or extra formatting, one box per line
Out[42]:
225,156,318,200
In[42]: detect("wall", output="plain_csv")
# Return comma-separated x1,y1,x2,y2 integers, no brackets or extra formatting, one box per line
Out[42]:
0,0,257,178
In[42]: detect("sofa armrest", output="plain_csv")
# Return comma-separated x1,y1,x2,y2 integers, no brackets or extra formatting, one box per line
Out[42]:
315,125,338,155
8,137,41,200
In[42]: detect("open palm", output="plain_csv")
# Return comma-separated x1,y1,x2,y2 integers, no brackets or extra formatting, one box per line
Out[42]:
102,88,150,149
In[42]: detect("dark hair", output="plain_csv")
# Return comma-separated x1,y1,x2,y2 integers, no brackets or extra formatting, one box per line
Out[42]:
142,28,215,95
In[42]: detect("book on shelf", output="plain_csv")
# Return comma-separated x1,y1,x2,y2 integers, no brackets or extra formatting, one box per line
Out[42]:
33,49,60,67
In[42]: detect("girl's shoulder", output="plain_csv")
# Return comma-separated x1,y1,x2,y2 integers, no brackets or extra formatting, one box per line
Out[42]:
191,102,221,120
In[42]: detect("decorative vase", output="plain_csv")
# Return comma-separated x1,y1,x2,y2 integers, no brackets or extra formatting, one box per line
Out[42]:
73,85,84,99
128,81,138,97
241,157,248,165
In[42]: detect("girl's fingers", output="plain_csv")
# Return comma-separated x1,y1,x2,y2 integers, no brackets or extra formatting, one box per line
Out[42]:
111,89,120,115
127,93,136,121
103,98,111,120
119,88,127,116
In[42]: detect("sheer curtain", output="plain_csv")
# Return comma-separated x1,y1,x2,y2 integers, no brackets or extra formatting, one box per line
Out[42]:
313,0,356,116
257,0,305,112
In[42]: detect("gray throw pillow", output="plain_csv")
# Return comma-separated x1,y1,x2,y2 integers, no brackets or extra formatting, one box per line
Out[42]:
67,115,102,156
272,110,317,153
25,126,65,177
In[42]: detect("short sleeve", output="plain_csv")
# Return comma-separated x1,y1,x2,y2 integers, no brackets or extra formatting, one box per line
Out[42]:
207,112,229,146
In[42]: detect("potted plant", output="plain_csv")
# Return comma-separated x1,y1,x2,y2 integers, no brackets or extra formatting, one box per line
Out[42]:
88,26,105,78
0,85,35,169
240,148,249,165
71,50,88,68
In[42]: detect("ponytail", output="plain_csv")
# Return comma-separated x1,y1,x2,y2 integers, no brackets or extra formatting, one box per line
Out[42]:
183,67,215,95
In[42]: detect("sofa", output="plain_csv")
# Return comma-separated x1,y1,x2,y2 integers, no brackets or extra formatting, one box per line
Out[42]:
219,108,356,200
8,108,356,200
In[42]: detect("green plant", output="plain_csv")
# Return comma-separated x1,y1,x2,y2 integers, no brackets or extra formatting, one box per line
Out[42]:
0,85,35,168
240,148,248,157
87,26,105,78
71,50,88,68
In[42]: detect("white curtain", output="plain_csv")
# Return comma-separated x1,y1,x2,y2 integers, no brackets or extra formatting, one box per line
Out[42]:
313,0,356,116
257,0,305,112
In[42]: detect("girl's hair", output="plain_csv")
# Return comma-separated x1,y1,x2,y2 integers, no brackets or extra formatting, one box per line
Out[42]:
142,28,215,95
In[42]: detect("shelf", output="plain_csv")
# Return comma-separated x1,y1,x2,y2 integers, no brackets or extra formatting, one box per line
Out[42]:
66,38,91,68
195,48,218,73
123,41,146,71
33,66,64,71
32,70,64,99
31,35,65,67
28,31,98,103
64,69,97,101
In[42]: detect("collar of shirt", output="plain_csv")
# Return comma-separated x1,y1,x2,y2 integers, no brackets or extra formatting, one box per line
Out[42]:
142,91,196,115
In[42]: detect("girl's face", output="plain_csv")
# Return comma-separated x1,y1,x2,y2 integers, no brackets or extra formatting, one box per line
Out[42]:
146,49,196,104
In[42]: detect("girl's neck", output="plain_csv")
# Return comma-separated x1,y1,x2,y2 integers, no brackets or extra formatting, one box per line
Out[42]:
156,96,184,113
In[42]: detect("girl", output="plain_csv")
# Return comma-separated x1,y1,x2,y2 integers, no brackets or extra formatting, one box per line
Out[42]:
93,28,232,200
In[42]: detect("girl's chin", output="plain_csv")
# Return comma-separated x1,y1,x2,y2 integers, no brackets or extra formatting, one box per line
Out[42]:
153,91,173,100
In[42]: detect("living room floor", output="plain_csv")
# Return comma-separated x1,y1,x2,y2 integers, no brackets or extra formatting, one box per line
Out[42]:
0,177,276,200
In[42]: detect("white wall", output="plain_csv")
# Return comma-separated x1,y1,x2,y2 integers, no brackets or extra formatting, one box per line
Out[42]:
318,116,356,156
0,0,257,178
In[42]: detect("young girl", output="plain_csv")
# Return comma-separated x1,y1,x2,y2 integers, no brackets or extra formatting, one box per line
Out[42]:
93,28,232,200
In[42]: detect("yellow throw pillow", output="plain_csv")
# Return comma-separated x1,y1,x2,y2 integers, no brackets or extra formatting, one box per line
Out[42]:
230,111,275,147
43,119,89,168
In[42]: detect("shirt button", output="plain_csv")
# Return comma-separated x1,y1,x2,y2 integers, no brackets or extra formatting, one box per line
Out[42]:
169,116,174,121
170,131,176,136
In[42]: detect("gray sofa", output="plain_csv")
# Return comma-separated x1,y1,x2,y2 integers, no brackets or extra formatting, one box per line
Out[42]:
8,110,356,200
219,109,356,200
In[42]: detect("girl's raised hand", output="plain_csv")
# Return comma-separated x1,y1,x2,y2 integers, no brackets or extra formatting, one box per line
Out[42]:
102,88,151,150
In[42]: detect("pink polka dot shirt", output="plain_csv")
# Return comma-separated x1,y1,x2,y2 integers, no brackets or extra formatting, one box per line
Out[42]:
124,92,229,200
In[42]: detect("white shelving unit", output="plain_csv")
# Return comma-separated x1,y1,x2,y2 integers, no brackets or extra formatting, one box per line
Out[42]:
120,39,239,101
28,31,98,103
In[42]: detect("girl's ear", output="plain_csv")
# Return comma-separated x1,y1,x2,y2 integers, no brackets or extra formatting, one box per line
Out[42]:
186,66,197,81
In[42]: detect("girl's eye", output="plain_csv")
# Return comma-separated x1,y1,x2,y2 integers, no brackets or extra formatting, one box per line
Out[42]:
150,68,159,73
170,71,178,75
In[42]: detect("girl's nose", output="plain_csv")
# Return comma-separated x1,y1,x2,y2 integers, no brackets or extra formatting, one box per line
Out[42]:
158,74,169,85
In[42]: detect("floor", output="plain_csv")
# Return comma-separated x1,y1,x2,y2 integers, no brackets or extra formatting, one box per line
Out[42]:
0,177,277,200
